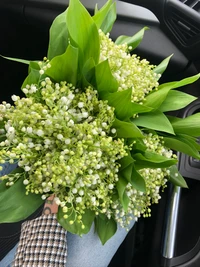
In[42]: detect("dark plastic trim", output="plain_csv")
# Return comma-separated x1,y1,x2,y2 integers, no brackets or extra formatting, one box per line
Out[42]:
23,0,188,72
0,0,26,16
161,237,200,267
122,0,200,60
164,0,200,54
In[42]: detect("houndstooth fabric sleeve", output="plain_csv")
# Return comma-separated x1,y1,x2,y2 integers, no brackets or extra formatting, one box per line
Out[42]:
12,214,67,267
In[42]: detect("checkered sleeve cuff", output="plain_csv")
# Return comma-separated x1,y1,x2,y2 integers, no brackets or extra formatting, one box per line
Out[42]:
12,214,67,267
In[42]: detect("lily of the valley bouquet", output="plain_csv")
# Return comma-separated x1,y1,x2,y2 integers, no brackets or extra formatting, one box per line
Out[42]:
0,0,200,244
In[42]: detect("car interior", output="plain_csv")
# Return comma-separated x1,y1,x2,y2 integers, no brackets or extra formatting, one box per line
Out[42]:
0,0,200,266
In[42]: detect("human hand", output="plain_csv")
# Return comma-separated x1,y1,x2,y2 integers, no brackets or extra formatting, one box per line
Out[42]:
42,195,58,215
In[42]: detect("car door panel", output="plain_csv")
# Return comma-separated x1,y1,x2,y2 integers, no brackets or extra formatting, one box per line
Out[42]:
0,1,200,266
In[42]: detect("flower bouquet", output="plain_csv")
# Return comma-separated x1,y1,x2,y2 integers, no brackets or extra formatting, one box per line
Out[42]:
0,0,200,244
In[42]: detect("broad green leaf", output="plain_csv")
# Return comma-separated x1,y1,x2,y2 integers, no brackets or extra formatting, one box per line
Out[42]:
145,74,200,109
131,165,146,192
94,3,98,14
163,135,200,159
170,113,200,137
153,55,172,75
67,0,100,65
145,87,171,110
120,162,146,192
118,153,135,171
168,165,188,188
103,89,152,120
130,138,147,153
120,164,133,183
95,60,118,95
93,0,116,33
22,61,41,88
0,176,44,223
115,27,148,51
167,115,180,124
95,214,117,244
21,68,41,89
103,89,133,120
47,10,69,60
0,55,30,65
57,206,95,235
171,73,200,89
133,151,177,169
178,134,200,150
116,175,129,211
133,110,175,135
159,73,200,91
45,44,79,85
159,90,197,112
112,119,143,138
29,61,40,71
130,103,153,114
82,57,96,87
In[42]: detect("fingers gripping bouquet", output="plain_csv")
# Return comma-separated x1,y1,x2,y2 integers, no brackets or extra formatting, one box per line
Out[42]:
0,0,200,244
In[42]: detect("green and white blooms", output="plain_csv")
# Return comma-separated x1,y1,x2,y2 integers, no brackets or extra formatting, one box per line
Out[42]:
0,0,200,244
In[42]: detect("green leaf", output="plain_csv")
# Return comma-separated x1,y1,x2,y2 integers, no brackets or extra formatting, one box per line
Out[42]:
116,175,129,211
170,113,200,137
118,154,135,171
131,165,146,192
94,3,98,14
103,89,152,120
133,110,175,135
159,73,200,91
29,61,40,71
145,87,171,110
120,163,146,192
179,134,200,151
159,90,197,112
133,151,177,169
172,73,200,89
0,55,30,65
47,10,69,60
130,103,153,115
112,119,143,138
120,164,133,183
46,44,79,85
153,55,172,75
168,165,188,188
93,0,116,33
67,0,100,66
21,68,41,89
0,176,44,223
167,116,180,124
57,206,95,235
145,74,200,109
130,138,147,153
163,135,200,159
95,60,118,95
95,214,117,245
115,27,148,51
82,57,96,87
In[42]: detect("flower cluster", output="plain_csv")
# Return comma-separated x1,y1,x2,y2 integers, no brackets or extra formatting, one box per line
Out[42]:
99,29,160,103
111,133,174,227
0,34,175,230
0,74,175,228
0,79,129,225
